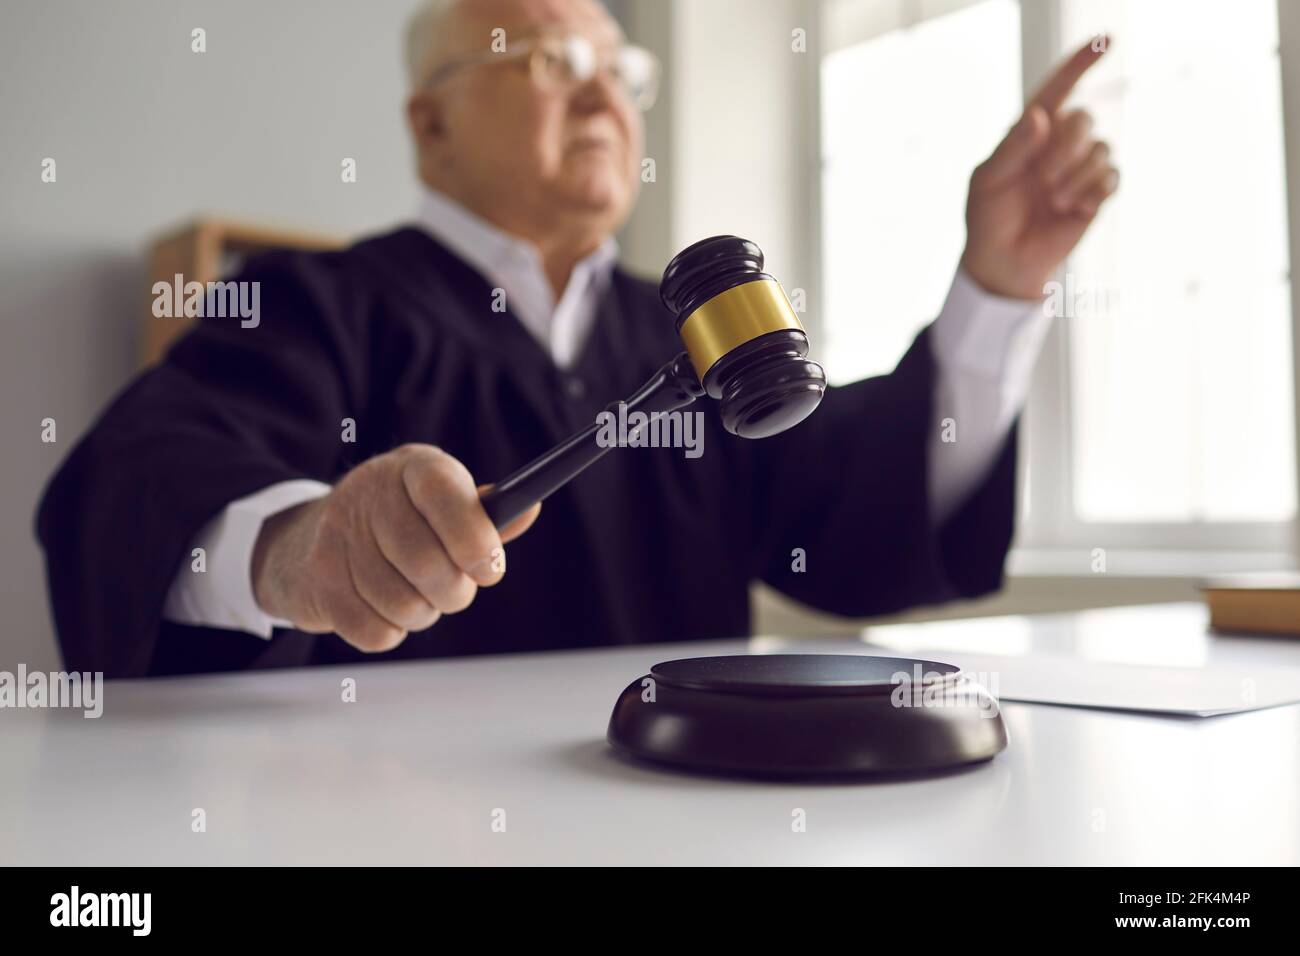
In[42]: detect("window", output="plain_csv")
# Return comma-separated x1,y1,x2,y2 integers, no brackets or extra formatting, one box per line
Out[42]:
819,0,1298,560
820,0,1023,384
1057,0,1294,528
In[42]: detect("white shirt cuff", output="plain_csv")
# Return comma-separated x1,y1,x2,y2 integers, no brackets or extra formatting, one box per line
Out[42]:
928,269,1052,525
931,268,1052,384
162,479,332,638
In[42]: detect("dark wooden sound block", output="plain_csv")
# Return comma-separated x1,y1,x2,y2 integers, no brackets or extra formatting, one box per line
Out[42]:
606,654,1007,778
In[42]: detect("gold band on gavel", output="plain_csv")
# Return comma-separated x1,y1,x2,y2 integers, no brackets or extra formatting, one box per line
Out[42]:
677,279,804,381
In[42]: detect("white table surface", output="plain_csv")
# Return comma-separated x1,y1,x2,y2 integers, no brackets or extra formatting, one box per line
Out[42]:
3,602,1299,866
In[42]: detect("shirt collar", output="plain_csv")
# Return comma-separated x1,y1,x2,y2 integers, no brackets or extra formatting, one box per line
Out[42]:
413,187,619,300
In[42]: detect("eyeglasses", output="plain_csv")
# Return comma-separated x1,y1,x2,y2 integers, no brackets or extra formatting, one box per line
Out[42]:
422,33,661,111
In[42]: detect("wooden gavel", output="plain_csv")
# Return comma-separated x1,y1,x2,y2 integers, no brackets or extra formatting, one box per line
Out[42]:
480,235,827,527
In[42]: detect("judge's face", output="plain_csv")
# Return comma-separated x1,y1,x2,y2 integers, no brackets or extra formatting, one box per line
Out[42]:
408,0,644,248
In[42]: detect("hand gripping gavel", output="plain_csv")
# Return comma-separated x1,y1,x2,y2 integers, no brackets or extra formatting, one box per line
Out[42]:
480,235,827,527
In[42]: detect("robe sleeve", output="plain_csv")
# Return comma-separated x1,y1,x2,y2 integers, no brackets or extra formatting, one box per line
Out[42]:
748,326,1017,617
35,251,371,677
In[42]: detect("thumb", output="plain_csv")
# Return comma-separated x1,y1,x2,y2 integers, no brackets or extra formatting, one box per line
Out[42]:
475,483,543,543
498,500,542,544
976,105,1050,187
466,490,540,583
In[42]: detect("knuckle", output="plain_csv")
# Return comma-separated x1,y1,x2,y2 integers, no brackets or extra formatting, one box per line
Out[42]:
449,519,498,559
317,581,359,626
357,623,407,654
394,444,449,479
405,452,465,500
420,560,458,599
392,593,436,629
315,498,357,547
337,458,381,495
428,449,472,486
388,513,435,553
330,595,404,652
409,548,457,598
394,442,437,459
410,607,442,632
435,573,478,614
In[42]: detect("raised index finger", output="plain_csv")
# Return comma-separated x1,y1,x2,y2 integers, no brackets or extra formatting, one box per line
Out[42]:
1029,36,1108,115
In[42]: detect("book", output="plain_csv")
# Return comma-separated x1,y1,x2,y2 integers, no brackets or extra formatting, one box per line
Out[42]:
1201,573,1300,636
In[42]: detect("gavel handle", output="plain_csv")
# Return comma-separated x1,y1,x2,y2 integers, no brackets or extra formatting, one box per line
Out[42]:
480,351,705,528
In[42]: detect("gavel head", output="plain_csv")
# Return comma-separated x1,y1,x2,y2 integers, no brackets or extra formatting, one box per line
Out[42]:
659,235,827,439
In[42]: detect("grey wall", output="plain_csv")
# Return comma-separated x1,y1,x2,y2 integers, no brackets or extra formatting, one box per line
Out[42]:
0,0,672,672
1,0,426,670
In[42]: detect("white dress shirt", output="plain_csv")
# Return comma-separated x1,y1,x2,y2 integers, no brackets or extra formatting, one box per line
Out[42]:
163,188,1050,637
928,268,1053,523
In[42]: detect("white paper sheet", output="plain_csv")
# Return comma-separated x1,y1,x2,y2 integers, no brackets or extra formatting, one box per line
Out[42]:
881,649,1300,716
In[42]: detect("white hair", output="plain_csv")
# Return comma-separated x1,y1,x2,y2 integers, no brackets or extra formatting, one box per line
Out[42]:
405,0,461,90
405,0,618,90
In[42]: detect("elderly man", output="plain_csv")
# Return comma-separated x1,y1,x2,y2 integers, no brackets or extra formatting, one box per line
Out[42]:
37,0,1117,676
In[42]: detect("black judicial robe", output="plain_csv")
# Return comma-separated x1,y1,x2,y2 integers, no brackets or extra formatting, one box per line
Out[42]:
36,227,1017,677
